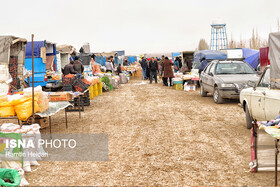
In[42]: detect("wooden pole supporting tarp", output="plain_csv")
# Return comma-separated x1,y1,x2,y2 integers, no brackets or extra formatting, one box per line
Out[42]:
32,34,35,123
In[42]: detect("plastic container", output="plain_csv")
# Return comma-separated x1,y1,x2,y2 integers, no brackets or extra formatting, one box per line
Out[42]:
173,80,183,84
97,82,103,95
89,85,94,100
174,84,183,90
93,84,98,97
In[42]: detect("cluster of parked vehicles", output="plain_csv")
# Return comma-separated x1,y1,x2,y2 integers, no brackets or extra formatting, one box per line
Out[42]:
198,59,277,129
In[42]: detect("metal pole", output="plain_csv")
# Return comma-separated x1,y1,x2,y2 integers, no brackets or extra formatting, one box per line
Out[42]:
65,109,68,128
78,95,81,119
275,139,279,186
49,116,52,139
31,34,35,124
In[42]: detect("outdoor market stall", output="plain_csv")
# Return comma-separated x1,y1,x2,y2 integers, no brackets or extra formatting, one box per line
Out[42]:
249,32,280,186
0,86,75,133
173,69,199,91
121,63,142,78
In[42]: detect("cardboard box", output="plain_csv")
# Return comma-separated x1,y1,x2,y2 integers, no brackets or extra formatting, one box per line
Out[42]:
49,92,73,102
35,117,49,129
184,85,196,91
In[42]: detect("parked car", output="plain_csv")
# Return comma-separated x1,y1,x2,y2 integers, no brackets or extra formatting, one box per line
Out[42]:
240,66,280,129
200,60,259,104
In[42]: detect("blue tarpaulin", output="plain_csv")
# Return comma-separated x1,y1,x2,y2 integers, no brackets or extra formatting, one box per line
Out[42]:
193,50,227,69
25,41,56,58
242,48,259,69
25,41,45,58
172,52,180,61
127,56,137,65
95,56,106,66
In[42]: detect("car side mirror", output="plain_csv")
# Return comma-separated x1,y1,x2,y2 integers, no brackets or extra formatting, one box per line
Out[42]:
247,80,256,88
257,71,262,75
208,72,214,76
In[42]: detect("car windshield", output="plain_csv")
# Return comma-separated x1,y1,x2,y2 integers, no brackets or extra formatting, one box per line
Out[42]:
215,63,256,75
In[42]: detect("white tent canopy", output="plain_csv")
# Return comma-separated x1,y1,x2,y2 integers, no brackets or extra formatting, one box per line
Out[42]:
268,32,280,89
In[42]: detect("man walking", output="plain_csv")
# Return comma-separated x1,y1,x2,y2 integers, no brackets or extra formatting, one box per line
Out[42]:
149,57,158,84
140,57,148,80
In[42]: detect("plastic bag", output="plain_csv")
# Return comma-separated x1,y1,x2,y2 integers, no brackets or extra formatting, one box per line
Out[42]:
0,106,15,117
0,123,20,133
0,101,15,117
17,168,29,186
23,86,42,96
14,97,39,121
0,94,8,103
0,168,21,186
10,96,30,106
94,64,101,73
37,92,49,113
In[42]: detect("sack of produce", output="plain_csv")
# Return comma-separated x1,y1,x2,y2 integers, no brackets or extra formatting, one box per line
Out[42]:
0,101,15,117
14,97,39,121
0,168,21,186
37,92,49,113
0,94,8,103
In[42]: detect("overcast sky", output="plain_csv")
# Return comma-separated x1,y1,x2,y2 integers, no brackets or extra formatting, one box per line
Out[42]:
1,0,279,55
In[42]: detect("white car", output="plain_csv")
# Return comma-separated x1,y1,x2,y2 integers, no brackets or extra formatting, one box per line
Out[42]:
240,66,280,129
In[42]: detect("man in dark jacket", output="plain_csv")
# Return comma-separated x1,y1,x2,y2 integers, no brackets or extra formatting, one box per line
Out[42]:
149,57,158,84
123,57,129,66
63,61,77,75
179,56,183,69
186,57,193,71
73,56,84,74
140,58,148,80
199,57,208,74
116,64,122,75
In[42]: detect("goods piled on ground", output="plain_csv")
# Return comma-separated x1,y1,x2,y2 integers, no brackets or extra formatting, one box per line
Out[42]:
101,76,111,92
173,78,183,90
0,168,21,186
0,123,46,186
173,69,199,91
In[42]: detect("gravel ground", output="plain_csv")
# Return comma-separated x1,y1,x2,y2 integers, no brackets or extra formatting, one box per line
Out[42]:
22,78,275,186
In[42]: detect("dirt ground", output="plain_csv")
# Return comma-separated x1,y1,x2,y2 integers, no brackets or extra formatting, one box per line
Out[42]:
21,78,275,186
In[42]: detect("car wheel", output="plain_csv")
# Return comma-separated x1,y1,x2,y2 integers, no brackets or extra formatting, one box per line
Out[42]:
245,104,253,129
200,84,207,97
213,87,224,104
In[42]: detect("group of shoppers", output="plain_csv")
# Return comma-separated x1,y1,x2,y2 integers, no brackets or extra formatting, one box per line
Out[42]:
140,55,194,86
63,56,84,76
140,57,159,84
140,56,175,85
